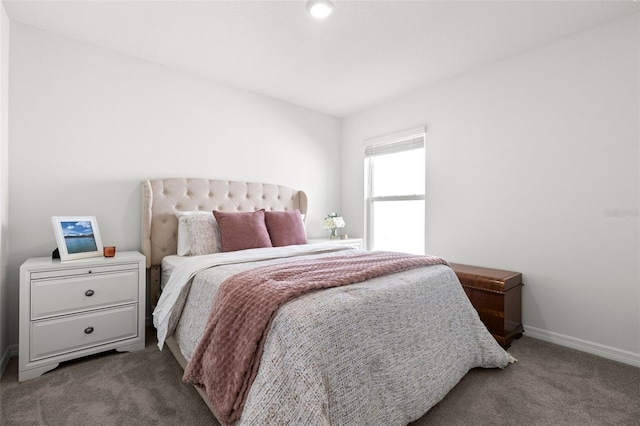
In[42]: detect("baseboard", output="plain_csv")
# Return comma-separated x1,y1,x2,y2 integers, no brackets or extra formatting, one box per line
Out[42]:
0,343,18,377
523,325,640,367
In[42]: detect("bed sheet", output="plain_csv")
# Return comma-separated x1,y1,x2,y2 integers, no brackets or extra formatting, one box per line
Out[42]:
161,255,186,290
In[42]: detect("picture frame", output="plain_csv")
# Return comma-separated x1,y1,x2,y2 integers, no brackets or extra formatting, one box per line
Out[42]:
51,216,104,261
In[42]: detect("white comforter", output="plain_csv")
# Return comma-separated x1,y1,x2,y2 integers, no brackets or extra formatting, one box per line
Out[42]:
154,245,512,425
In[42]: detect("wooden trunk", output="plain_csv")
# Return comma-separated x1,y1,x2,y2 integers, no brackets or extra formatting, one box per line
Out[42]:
449,263,524,348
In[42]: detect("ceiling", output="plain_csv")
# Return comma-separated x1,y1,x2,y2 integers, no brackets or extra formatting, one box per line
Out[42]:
4,0,639,117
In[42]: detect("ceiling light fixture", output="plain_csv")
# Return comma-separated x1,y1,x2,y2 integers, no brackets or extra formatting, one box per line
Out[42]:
307,0,334,20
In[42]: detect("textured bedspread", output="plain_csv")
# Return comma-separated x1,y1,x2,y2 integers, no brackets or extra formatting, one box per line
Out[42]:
164,246,512,425
183,251,449,425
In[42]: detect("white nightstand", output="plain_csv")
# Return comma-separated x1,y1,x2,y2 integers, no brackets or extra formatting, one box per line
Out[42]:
307,238,364,250
19,251,146,381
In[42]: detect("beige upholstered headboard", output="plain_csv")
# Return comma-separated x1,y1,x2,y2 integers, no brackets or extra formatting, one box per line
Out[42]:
141,178,308,306
142,177,308,267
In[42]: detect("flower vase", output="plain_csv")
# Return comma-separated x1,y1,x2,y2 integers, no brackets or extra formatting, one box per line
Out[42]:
330,227,338,239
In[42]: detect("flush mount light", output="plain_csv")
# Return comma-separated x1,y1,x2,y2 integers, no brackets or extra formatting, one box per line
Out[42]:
307,0,334,19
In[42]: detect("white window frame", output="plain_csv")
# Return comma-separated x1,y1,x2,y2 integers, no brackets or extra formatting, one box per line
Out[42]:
364,127,426,252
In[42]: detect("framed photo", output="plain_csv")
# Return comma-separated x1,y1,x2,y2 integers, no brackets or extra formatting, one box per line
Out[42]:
51,216,103,261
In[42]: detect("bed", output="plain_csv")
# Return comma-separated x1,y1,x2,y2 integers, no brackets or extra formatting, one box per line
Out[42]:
141,177,512,426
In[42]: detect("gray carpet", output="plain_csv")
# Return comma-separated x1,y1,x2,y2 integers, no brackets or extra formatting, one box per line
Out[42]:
2,329,638,425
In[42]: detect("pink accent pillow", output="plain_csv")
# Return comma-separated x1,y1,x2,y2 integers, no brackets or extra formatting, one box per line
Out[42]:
213,210,273,252
265,210,307,247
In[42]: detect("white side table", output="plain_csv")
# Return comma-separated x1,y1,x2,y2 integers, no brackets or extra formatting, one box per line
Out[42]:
19,251,146,381
307,237,364,250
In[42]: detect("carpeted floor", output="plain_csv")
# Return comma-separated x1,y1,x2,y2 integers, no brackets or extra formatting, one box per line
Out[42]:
1,329,638,425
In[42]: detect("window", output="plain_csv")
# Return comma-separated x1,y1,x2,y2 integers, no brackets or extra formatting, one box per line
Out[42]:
365,128,425,254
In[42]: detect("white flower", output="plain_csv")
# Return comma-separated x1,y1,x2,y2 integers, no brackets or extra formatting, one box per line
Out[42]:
324,214,345,229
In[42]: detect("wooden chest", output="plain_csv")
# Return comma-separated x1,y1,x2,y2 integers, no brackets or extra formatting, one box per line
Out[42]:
449,263,523,348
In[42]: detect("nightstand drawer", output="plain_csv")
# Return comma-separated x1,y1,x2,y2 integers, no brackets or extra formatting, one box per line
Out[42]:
30,305,138,360
30,263,137,280
31,270,138,320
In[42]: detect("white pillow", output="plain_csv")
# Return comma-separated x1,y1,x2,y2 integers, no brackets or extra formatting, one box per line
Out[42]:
176,211,221,256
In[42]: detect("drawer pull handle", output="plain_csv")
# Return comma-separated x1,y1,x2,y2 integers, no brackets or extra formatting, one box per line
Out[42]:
84,327,94,334
85,289,95,297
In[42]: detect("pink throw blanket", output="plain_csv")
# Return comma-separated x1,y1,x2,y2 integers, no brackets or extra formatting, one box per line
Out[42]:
182,251,449,425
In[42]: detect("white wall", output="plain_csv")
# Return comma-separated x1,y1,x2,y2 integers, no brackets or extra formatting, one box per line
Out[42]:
0,2,10,372
342,15,639,364
6,23,342,347
5,12,639,368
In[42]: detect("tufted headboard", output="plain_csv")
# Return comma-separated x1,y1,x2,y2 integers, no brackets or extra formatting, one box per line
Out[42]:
141,177,308,267
141,178,308,305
